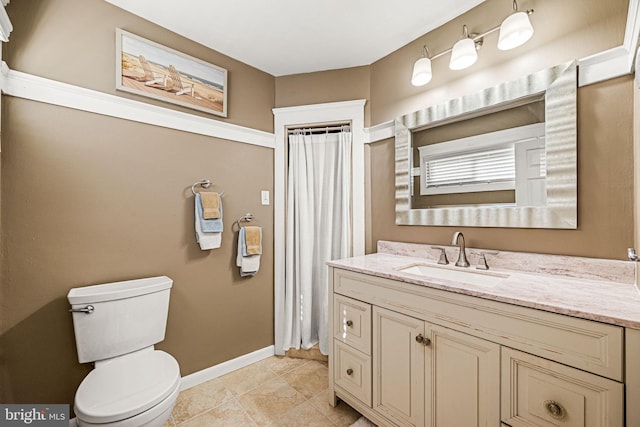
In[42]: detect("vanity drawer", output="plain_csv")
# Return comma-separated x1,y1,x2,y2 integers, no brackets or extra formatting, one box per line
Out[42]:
501,348,623,427
333,294,371,355
334,340,372,406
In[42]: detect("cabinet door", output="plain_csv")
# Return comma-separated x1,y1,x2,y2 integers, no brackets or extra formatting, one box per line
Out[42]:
425,324,500,427
373,306,425,427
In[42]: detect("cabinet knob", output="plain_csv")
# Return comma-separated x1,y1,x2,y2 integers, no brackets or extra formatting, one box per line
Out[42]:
346,368,354,376
544,400,566,420
415,334,431,346
346,320,353,327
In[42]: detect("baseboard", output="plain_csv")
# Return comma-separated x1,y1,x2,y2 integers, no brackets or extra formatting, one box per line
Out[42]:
179,345,275,391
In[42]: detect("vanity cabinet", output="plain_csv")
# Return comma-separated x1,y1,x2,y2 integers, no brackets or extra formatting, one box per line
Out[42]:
328,267,626,427
373,306,500,427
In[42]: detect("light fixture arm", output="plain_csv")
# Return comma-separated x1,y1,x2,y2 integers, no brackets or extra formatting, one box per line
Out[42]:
462,24,470,38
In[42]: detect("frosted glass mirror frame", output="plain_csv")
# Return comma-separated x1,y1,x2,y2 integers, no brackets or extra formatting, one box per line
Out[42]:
395,61,577,229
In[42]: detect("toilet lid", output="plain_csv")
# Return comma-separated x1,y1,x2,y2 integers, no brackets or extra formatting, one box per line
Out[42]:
74,350,180,424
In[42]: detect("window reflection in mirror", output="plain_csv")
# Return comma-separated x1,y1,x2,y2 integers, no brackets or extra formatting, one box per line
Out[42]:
411,96,546,209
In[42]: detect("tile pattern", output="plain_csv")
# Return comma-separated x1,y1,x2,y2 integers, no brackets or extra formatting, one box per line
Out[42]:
165,356,361,427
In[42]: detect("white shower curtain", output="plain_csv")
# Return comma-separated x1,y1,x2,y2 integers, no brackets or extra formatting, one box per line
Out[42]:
283,128,352,355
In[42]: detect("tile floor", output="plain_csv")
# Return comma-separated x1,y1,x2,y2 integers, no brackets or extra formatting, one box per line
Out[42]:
165,356,362,427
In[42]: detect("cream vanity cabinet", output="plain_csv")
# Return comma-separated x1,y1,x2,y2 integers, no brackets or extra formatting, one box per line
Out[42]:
373,306,500,426
328,267,626,427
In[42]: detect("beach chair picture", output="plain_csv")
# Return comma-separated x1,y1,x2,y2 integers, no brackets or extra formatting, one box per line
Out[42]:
116,28,227,117
137,55,167,87
167,65,195,96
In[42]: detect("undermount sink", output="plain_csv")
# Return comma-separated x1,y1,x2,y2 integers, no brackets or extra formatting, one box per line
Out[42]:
396,263,510,286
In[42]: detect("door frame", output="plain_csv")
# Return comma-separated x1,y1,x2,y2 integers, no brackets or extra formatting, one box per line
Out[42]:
272,99,366,355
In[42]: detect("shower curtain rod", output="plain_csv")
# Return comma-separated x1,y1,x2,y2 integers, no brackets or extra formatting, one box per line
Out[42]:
287,124,351,134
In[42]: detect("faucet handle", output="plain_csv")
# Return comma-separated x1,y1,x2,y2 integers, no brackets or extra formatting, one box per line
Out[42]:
430,246,449,265
476,251,499,270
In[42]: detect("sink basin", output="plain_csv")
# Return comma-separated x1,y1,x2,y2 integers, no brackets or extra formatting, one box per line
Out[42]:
396,263,509,286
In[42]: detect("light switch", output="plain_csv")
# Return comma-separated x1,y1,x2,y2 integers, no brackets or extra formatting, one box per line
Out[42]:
261,190,270,205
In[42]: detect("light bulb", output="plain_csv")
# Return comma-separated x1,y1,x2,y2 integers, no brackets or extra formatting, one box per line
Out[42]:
498,11,534,50
411,57,433,86
449,38,478,70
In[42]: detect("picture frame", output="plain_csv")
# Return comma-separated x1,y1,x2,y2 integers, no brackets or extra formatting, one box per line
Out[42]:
116,28,228,117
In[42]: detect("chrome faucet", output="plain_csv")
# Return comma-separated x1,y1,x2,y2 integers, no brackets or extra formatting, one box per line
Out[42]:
451,232,470,267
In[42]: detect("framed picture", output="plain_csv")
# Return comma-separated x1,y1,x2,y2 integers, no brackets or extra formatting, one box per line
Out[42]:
116,28,228,117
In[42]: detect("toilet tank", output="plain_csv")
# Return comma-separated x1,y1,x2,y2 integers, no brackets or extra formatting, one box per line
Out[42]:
67,276,173,364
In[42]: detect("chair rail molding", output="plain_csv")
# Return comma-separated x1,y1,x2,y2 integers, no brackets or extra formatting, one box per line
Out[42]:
364,120,394,143
578,0,639,86
0,66,275,148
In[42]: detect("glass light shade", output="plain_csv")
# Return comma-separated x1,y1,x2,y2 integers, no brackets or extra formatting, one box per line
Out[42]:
449,38,478,70
498,11,534,50
411,57,433,86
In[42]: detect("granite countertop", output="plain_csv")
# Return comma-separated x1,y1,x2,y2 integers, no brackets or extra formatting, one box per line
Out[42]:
327,241,640,329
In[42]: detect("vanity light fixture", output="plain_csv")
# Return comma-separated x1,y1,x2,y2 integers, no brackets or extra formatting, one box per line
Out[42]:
411,46,433,86
410,0,534,86
449,25,480,70
498,0,534,50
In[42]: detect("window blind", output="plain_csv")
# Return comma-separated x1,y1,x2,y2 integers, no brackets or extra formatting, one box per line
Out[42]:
424,145,515,190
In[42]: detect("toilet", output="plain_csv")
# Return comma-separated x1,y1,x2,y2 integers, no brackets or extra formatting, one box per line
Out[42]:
67,276,181,427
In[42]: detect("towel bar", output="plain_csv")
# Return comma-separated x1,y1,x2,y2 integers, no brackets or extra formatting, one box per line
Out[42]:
191,179,224,196
234,213,254,230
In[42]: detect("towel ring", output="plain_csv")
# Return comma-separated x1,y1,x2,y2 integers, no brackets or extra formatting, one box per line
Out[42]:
234,213,254,230
191,179,224,196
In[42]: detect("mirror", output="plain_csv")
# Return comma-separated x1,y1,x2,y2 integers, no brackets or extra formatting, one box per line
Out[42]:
395,61,577,229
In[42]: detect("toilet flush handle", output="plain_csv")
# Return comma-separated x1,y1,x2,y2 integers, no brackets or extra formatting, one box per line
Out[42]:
69,305,94,314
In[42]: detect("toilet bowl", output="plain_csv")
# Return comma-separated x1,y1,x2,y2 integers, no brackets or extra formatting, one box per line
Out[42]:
68,276,181,427
74,348,180,427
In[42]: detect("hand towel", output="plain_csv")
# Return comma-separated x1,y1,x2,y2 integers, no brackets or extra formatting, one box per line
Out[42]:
200,192,221,219
194,196,221,250
236,227,260,276
243,226,262,255
196,193,223,232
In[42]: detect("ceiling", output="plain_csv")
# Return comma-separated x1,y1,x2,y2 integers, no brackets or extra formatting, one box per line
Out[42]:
105,0,485,77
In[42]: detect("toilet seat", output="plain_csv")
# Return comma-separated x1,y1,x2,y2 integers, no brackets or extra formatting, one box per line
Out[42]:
74,349,180,424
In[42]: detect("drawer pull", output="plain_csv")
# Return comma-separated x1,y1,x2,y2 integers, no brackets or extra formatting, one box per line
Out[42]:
346,320,353,327
544,400,566,420
415,334,431,346
346,368,354,376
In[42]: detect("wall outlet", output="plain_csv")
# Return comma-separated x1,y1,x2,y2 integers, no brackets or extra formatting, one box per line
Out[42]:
261,190,270,205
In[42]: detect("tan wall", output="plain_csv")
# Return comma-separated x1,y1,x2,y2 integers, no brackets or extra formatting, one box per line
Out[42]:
4,0,275,132
369,76,635,259
275,66,371,126
0,0,275,406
